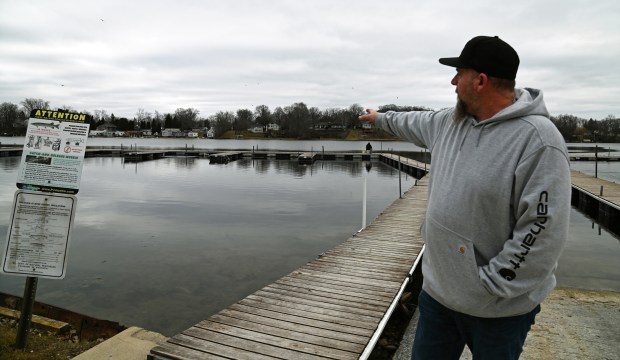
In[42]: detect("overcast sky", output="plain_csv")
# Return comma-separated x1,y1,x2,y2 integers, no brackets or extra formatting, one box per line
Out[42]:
1,0,618,120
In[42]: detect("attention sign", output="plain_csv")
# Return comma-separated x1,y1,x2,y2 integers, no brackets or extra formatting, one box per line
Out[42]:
16,109,91,194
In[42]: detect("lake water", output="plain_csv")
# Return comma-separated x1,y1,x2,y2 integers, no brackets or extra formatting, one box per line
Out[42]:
0,138,618,336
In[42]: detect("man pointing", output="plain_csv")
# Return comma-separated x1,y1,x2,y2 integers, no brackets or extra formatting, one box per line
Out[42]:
360,36,571,360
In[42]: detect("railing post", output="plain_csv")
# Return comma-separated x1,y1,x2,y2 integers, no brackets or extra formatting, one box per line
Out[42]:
595,145,598,178
398,155,402,198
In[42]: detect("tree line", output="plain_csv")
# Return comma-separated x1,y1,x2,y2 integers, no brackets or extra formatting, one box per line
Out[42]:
1,97,618,141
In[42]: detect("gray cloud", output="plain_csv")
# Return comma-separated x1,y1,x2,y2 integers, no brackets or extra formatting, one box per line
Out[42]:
0,0,618,119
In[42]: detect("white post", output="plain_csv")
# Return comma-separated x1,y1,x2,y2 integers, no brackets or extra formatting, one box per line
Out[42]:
362,176,367,230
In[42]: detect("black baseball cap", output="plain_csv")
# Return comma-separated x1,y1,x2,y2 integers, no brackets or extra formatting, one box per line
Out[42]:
439,36,520,80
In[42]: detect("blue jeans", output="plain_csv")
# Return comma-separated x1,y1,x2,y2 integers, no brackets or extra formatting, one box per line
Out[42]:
411,290,540,360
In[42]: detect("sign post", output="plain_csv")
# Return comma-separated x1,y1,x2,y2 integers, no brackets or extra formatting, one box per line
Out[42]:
1,109,90,350
15,276,38,349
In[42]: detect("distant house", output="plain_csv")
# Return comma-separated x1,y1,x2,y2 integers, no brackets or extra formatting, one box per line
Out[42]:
93,122,118,136
161,128,181,137
314,122,345,130
206,128,215,138
97,122,117,132
361,122,374,130
250,123,280,133
187,131,198,138
89,130,107,137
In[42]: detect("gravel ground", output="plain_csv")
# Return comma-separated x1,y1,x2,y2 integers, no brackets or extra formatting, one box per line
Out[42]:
393,287,620,360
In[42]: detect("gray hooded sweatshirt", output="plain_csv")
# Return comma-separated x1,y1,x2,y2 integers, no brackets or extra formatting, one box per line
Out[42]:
376,88,571,317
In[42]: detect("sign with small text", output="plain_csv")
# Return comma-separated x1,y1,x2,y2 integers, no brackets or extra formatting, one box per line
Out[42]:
16,109,91,194
1,190,77,279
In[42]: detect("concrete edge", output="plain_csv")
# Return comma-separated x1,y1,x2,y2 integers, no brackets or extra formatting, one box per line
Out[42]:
72,326,168,360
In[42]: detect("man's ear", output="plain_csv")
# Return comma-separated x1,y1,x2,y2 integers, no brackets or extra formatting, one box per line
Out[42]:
475,73,488,92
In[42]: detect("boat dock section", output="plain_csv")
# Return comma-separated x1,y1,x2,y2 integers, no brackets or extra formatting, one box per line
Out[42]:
149,178,428,360
568,147,620,161
379,153,430,178
0,145,23,157
570,169,620,235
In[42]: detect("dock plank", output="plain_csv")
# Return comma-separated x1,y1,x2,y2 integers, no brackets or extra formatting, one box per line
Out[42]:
227,303,374,337
257,287,387,315
190,322,358,359
237,297,379,330
209,311,368,347
274,277,394,304
166,333,280,360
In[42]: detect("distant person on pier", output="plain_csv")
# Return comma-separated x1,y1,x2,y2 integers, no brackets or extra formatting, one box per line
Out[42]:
359,36,571,360
366,142,373,154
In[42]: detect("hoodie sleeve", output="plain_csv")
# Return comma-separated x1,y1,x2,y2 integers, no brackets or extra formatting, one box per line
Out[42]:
375,109,452,150
479,142,571,299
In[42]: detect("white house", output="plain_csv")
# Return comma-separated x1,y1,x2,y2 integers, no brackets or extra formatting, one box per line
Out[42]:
89,130,107,137
161,128,181,137
250,123,280,133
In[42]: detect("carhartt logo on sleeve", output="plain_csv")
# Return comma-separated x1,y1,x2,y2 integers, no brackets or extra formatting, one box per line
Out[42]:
499,268,516,281
499,191,549,281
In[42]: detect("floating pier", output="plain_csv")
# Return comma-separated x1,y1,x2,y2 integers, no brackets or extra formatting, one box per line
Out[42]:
570,169,620,234
208,151,244,164
568,146,620,162
379,153,429,178
298,152,317,164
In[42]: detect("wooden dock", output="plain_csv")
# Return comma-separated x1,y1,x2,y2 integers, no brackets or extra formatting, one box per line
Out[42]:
570,169,620,234
149,178,428,360
568,145,620,161
379,154,430,178
0,146,23,157
298,152,318,164
208,152,244,164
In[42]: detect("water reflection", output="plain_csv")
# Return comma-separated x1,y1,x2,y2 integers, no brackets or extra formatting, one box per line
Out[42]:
0,157,416,335
0,155,618,337
558,209,620,291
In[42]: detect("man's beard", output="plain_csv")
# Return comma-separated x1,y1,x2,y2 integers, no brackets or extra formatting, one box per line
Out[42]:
453,97,471,123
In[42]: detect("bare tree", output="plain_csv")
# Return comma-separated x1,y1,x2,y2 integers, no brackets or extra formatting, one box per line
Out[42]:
346,104,364,129
93,109,110,123
284,102,310,138
235,109,253,133
174,108,200,130
254,105,272,128
0,102,21,135
551,114,582,141
212,111,235,137
20,98,50,117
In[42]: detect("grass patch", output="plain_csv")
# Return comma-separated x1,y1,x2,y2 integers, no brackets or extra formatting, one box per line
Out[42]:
0,318,98,360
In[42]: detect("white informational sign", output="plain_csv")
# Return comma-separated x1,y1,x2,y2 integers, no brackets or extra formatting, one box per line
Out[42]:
1,190,77,279
16,109,91,194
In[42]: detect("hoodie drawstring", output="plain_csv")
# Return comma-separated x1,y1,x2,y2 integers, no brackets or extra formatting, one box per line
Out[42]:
476,124,486,147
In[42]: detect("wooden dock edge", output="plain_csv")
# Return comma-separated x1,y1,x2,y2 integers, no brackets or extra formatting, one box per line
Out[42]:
359,245,425,359
570,170,620,235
